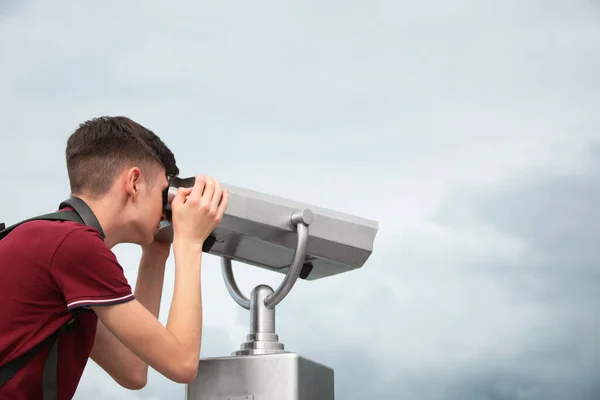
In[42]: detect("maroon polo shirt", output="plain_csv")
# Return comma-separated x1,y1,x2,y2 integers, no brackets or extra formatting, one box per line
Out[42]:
0,212,135,399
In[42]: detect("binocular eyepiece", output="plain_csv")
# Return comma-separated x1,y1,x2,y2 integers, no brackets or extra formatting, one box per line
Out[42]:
160,176,217,251
161,176,197,221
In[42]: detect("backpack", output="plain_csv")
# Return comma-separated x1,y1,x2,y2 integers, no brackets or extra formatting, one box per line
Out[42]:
0,197,105,400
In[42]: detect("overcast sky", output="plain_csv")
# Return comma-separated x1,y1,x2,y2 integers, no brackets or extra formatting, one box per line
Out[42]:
1,1,599,399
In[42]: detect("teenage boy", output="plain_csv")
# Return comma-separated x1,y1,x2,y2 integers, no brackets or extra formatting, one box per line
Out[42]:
0,116,229,399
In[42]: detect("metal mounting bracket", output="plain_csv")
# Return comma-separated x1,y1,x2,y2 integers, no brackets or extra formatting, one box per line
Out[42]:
221,209,313,355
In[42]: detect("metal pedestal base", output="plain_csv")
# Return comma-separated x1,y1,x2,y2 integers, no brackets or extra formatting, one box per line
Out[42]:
186,206,339,399
186,353,334,400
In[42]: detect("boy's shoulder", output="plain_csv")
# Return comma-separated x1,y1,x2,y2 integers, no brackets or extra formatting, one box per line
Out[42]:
13,217,102,241
0,215,106,263
1,206,102,242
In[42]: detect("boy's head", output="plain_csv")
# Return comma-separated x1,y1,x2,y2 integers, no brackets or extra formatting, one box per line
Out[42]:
65,116,179,245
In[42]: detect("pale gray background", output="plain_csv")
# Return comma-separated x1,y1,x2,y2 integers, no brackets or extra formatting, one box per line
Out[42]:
1,1,599,399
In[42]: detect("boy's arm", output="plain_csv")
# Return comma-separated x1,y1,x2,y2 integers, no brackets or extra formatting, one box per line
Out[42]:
91,240,204,384
90,243,170,389
50,228,204,386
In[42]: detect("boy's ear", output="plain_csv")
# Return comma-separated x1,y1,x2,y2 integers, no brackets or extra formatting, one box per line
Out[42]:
124,167,143,197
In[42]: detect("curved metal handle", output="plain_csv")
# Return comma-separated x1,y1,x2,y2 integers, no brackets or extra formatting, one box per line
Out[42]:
221,209,313,310
221,257,251,309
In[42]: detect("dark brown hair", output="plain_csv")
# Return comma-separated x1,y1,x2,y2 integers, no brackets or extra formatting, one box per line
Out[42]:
65,116,179,197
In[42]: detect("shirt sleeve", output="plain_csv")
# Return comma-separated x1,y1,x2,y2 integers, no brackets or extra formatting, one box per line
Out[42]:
50,226,135,311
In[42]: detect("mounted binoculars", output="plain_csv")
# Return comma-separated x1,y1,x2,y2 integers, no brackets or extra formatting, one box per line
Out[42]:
156,175,378,281
159,176,379,399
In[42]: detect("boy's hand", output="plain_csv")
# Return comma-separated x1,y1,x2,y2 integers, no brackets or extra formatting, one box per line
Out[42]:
170,175,229,247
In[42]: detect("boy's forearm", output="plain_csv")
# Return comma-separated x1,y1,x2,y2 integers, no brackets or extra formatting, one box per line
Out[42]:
128,251,169,373
135,250,168,317
92,243,205,386
166,242,203,362
91,251,169,388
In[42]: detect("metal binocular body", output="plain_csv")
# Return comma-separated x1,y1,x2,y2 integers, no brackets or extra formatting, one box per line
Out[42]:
156,175,378,281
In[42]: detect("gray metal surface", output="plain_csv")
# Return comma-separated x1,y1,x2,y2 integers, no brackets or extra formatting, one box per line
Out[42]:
156,182,379,280
186,353,334,400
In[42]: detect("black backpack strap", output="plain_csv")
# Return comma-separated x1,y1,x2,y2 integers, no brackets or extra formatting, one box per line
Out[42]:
0,211,84,241
41,317,75,400
0,197,104,242
58,197,105,240
0,317,75,399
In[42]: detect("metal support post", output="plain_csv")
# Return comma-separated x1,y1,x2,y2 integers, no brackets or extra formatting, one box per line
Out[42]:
221,209,313,355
